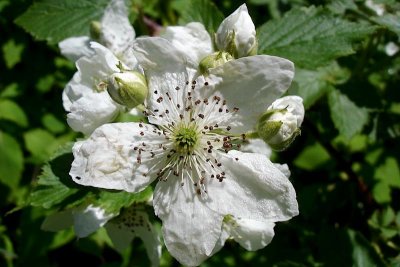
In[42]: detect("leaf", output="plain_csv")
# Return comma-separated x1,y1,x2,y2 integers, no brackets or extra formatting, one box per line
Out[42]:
372,182,391,204
373,13,400,38
294,142,331,170
42,113,66,134
23,129,57,163
257,6,376,68
177,0,224,34
14,0,109,44
0,131,24,189
288,62,350,109
2,39,24,69
375,157,400,188
328,89,369,140
0,99,28,127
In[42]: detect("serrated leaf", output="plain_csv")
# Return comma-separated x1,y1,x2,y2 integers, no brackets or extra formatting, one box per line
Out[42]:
328,89,369,140
288,62,350,109
15,0,109,44
0,99,28,127
373,13,400,38
0,131,24,189
177,0,224,34
257,6,376,68
95,187,153,215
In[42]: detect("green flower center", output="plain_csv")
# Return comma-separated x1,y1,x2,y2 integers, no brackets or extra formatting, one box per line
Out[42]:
173,125,199,154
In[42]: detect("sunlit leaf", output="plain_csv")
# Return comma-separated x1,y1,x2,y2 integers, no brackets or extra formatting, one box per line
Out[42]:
0,131,24,189
15,0,109,44
0,99,28,127
258,6,376,68
2,39,24,69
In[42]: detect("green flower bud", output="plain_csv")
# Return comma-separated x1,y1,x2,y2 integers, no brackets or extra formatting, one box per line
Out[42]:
107,71,148,109
257,96,304,151
90,21,101,41
199,51,234,74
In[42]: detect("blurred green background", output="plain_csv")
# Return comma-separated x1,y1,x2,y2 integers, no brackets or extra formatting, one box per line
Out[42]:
1,0,399,266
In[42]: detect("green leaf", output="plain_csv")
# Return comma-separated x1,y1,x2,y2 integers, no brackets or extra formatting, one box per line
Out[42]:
347,229,386,267
375,157,400,188
23,129,58,163
177,0,224,34
95,187,153,215
0,131,24,189
42,113,66,134
2,39,24,69
328,89,369,140
288,62,350,109
257,6,376,68
0,99,28,127
372,182,391,204
294,142,331,170
29,146,79,209
15,0,109,44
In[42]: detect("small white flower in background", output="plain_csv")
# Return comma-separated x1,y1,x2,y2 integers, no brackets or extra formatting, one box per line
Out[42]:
257,96,304,151
215,4,257,58
161,4,256,74
61,0,143,135
365,0,385,16
69,37,298,266
385,42,399,56
41,204,161,267
59,0,136,67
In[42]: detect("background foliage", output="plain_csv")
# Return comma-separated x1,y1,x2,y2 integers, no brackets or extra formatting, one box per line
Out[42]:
1,0,400,266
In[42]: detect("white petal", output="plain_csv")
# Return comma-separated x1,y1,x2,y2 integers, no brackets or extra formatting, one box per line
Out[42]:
41,210,74,232
59,36,94,62
273,163,291,179
133,37,189,75
66,91,120,135
216,4,256,58
228,218,275,251
208,55,294,133
62,72,90,112
154,180,223,266
268,95,304,126
241,138,272,157
207,150,299,222
73,205,114,238
106,207,161,267
76,42,121,87
70,123,164,192
100,0,135,57
161,22,213,66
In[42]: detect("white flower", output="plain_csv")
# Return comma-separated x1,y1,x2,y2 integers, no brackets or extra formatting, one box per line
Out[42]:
216,4,257,58
257,96,304,151
70,38,298,266
63,42,131,135
59,0,136,67
385,42,399,56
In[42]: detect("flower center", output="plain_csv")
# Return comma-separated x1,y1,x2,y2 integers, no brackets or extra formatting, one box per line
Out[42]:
173,124,199,154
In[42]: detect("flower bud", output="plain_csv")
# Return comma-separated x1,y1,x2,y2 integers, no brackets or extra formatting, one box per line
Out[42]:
107,71,148,109
199,51,234,74
90,21,101,41
215,4,257,58
257,96,304,151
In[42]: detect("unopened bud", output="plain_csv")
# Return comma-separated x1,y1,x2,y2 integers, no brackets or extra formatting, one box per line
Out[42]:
199,51,234,74
215,4,257,58
90,21,101,41
257,96,304,151
107,71,148,109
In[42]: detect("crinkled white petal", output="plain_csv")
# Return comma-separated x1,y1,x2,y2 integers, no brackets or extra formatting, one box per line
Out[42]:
67,91,120,135
241,138,272,157
73,205,114,238
161,22,213,67
100,0,135,58
208,55,294,133
70,122,163,192
268,95,304,126
216,4,256,58
273,163,291,179
59,36,94,62
227,218,275,251
106,207,161,267
154,180,223,266
76,42,121,87
62,72,90,111
41,210,74,232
